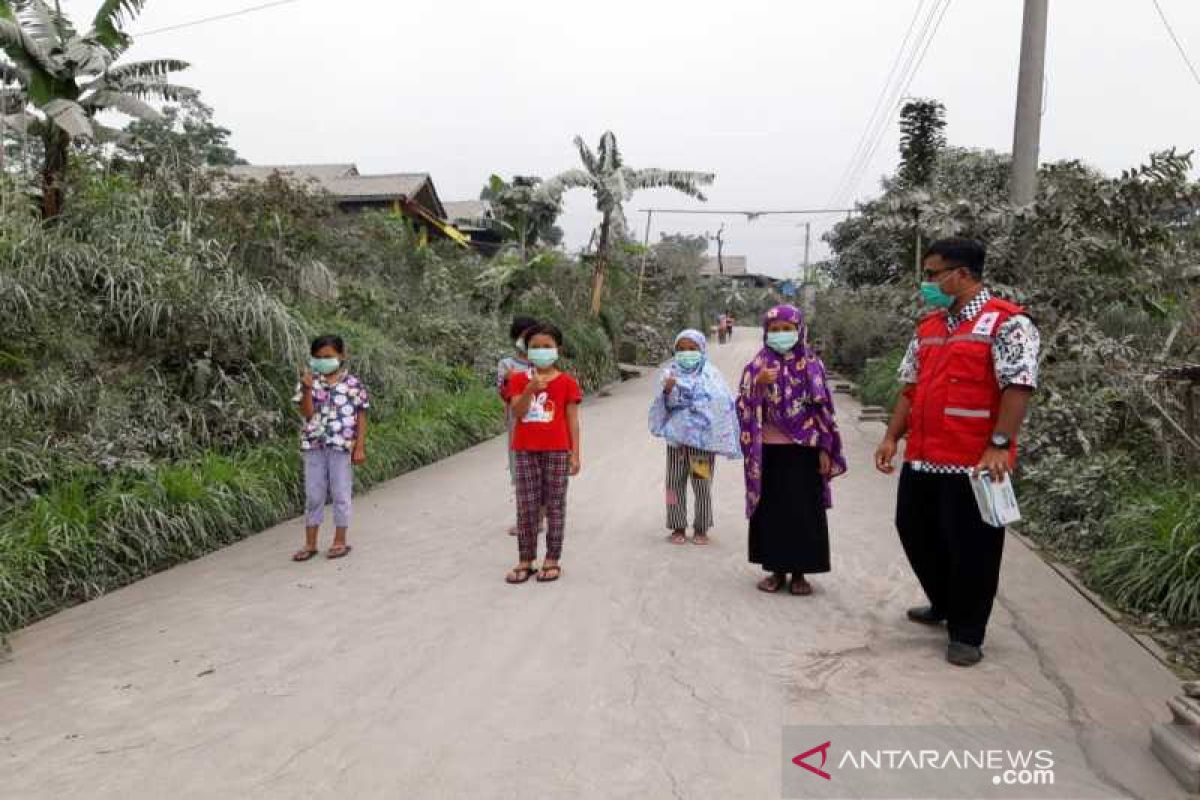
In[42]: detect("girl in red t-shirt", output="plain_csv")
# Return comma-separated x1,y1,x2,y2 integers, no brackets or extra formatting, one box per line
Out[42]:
502,323,583,584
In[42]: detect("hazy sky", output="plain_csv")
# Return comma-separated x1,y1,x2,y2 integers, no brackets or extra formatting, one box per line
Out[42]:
59,0,1200,276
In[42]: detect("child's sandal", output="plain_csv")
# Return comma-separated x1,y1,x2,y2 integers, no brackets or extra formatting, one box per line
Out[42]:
536,565,562,582
326,544,352,559
506,565,536,584
292,548,318,562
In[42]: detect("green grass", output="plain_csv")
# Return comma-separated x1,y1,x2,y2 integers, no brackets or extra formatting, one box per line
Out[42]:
0,383,504,634
857,349,905,410
1088,482,1200,625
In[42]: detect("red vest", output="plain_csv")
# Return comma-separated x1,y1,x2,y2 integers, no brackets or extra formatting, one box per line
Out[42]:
905,297,1025,467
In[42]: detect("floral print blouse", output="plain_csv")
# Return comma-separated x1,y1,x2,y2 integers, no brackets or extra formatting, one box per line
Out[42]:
292,373,370,452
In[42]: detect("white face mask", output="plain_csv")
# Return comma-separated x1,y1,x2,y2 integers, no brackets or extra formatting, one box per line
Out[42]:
515,338,527,353
527,347,559,368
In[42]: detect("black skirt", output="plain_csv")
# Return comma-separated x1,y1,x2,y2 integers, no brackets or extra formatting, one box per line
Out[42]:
748,445,831,574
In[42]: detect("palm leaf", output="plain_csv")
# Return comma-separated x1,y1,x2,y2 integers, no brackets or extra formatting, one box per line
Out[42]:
90,0,147,52
40,97,91,138
18,0,59,48
572,135,598,176
627,168,715,201
539,169,593,202
113,77,196,103
63,37,113,74
105,58,189,82
0,17,59,78
596,131,622,173
82,88,160,121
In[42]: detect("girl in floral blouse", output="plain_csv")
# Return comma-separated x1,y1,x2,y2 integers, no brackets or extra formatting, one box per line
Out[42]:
292,335,369,561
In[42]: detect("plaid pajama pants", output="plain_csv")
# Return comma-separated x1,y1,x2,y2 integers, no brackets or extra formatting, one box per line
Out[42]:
514,450,571,562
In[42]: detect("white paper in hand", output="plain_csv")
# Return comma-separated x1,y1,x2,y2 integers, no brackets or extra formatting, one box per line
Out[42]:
970,472,1022,528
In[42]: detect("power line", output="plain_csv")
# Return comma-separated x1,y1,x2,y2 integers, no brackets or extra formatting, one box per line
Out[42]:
136,0,303,37
826,0,929,207
836,0,952,207
831,0,944,207
1151,0,1200,88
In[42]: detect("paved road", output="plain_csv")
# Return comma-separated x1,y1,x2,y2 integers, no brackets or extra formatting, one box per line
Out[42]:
0,332,1186,799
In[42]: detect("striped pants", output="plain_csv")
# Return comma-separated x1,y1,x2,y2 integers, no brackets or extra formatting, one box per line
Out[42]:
514,450,570,562
665,445,715,533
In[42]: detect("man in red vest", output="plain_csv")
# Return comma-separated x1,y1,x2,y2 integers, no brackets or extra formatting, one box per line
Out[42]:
874,237,1040,667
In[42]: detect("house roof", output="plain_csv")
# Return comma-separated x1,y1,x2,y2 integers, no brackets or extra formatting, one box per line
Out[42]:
222,164,445,216
224,164,359,184
700,255,748,276
443,200,494,226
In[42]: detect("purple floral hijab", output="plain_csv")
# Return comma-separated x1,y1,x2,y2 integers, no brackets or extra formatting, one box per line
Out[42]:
736,304,847,517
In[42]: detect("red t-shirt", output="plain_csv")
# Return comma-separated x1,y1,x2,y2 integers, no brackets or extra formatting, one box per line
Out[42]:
503,371,583,452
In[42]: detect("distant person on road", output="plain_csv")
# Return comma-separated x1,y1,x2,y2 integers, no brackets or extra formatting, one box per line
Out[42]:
737,305,846,596
717,313,729,344
502,323,583,584
874,237,1040,668
498,315,539,536
292,335,369,562
648,329,741,545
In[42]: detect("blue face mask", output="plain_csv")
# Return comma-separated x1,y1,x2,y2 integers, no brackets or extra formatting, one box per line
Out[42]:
765,331,799,354
527,347,559,368
309,356,341,375
674,351,703,371
920,281,955,308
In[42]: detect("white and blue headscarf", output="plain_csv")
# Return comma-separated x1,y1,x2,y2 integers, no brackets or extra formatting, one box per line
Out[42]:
648,329,742,458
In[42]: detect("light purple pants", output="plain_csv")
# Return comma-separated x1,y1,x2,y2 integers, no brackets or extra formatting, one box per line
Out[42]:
303,449,353,528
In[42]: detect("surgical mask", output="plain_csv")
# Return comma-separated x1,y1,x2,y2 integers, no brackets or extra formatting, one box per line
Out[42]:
920,281,955,309
309,356,341,375
674,351,703,371
515,338,527,353
765,331,799,354
527,347,559,368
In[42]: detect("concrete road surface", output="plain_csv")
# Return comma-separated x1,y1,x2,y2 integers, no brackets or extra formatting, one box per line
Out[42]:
0,330,1186,799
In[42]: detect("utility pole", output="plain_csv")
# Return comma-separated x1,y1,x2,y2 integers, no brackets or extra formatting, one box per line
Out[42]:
803,222,811,283
1010,0,1048,205
635,209,653,301
714,223,726,275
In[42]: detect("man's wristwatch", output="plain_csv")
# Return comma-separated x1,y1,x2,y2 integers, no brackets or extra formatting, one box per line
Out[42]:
990,432,1012,449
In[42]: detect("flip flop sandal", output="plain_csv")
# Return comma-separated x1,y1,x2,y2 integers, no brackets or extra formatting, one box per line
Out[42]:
790,578,814,596
668,531,687,545
757,575,785,593
326,544,353,560
692,533,711,545
292,549,318,562
506,565,536,584
536,565,562,583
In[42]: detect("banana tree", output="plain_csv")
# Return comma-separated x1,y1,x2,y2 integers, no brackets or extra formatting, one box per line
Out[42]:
542,131,714,316
0,0,193,217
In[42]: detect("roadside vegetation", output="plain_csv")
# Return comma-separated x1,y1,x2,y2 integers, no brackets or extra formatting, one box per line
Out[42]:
813,99,1200,670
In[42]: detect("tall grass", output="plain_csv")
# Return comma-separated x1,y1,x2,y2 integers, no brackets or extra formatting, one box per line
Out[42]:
1089,483,1200,624
0,383,504,633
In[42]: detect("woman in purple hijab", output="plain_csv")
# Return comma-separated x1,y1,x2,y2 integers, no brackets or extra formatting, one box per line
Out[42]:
737,304,846,595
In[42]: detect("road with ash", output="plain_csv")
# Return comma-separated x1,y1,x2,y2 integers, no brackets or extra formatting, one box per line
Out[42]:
0,331,1186,799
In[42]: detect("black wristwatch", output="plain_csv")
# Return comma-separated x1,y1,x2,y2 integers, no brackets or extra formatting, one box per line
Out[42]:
990,432,1012,449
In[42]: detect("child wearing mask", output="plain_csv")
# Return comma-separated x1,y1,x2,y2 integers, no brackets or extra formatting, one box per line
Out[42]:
649,329,741,545
292,335,369,561
497,315,539,535
502,323,583,584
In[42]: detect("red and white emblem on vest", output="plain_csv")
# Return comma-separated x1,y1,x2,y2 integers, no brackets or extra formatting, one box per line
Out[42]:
905,297,1025,467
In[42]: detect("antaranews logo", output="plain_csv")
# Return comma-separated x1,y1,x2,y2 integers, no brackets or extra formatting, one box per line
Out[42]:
791,740,832,781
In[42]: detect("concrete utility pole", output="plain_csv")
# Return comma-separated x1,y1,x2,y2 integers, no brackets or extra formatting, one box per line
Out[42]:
635,209,653,301
1010,0,1049,205
803,222,811,283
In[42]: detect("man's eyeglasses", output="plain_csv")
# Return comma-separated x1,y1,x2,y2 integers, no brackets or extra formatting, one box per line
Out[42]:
922,267,959,281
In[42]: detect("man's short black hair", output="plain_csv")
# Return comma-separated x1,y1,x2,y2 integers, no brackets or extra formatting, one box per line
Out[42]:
923,237,986,278
525,322,563,347
509,315,539,341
